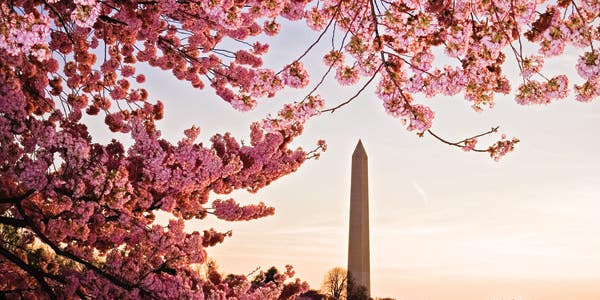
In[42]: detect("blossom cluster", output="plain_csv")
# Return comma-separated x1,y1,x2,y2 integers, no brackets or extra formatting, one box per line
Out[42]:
212,199,275,221
68,0,102,28
462,138,478,152
0,4,51,61
488,135,520,161
282,61,310,88
516,76,569,105
574,50,600,101
260,95,325,133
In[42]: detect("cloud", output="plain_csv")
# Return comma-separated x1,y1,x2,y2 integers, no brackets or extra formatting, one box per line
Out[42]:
411,181,429,204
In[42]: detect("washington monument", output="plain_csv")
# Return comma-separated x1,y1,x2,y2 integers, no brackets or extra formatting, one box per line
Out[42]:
347,140,370,297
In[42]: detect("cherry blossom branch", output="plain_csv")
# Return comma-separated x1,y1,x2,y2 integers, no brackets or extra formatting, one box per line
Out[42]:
383,51,440,77
321,63,383,113
0,244,58,300
490,3,525,75
302,2,364,103
367,0,514,157
0,190,35,204
42,0,75,45
246,266,261,277
14,201,137,293
570,1,595,51
305,139,328,160
368,0,410,105
426,127,500,153
275,2,342,76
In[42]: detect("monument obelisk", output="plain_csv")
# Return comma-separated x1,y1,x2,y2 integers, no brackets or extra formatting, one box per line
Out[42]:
347,140,370,297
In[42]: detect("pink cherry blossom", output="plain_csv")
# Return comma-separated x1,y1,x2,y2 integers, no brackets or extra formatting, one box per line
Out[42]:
212,199,275,221
462,139,478,152
282,61,310,88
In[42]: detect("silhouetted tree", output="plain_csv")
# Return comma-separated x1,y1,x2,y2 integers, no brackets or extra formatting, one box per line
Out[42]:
322,267,348,300
346,273,369,300
265,266,279,284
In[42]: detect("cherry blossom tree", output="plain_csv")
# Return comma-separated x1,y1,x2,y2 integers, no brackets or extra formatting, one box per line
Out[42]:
1,0,599,299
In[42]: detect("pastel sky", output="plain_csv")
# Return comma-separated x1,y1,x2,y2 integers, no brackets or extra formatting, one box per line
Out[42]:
90,19,600,300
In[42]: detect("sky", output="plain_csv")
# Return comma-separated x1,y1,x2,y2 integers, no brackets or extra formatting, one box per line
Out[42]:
91,18,600,300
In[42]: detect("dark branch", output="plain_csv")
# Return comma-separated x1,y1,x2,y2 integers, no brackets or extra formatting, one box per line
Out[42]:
322,63,383,113
426,127,499,152
0,216,27,228
0,245,57,300
0,190,35,204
